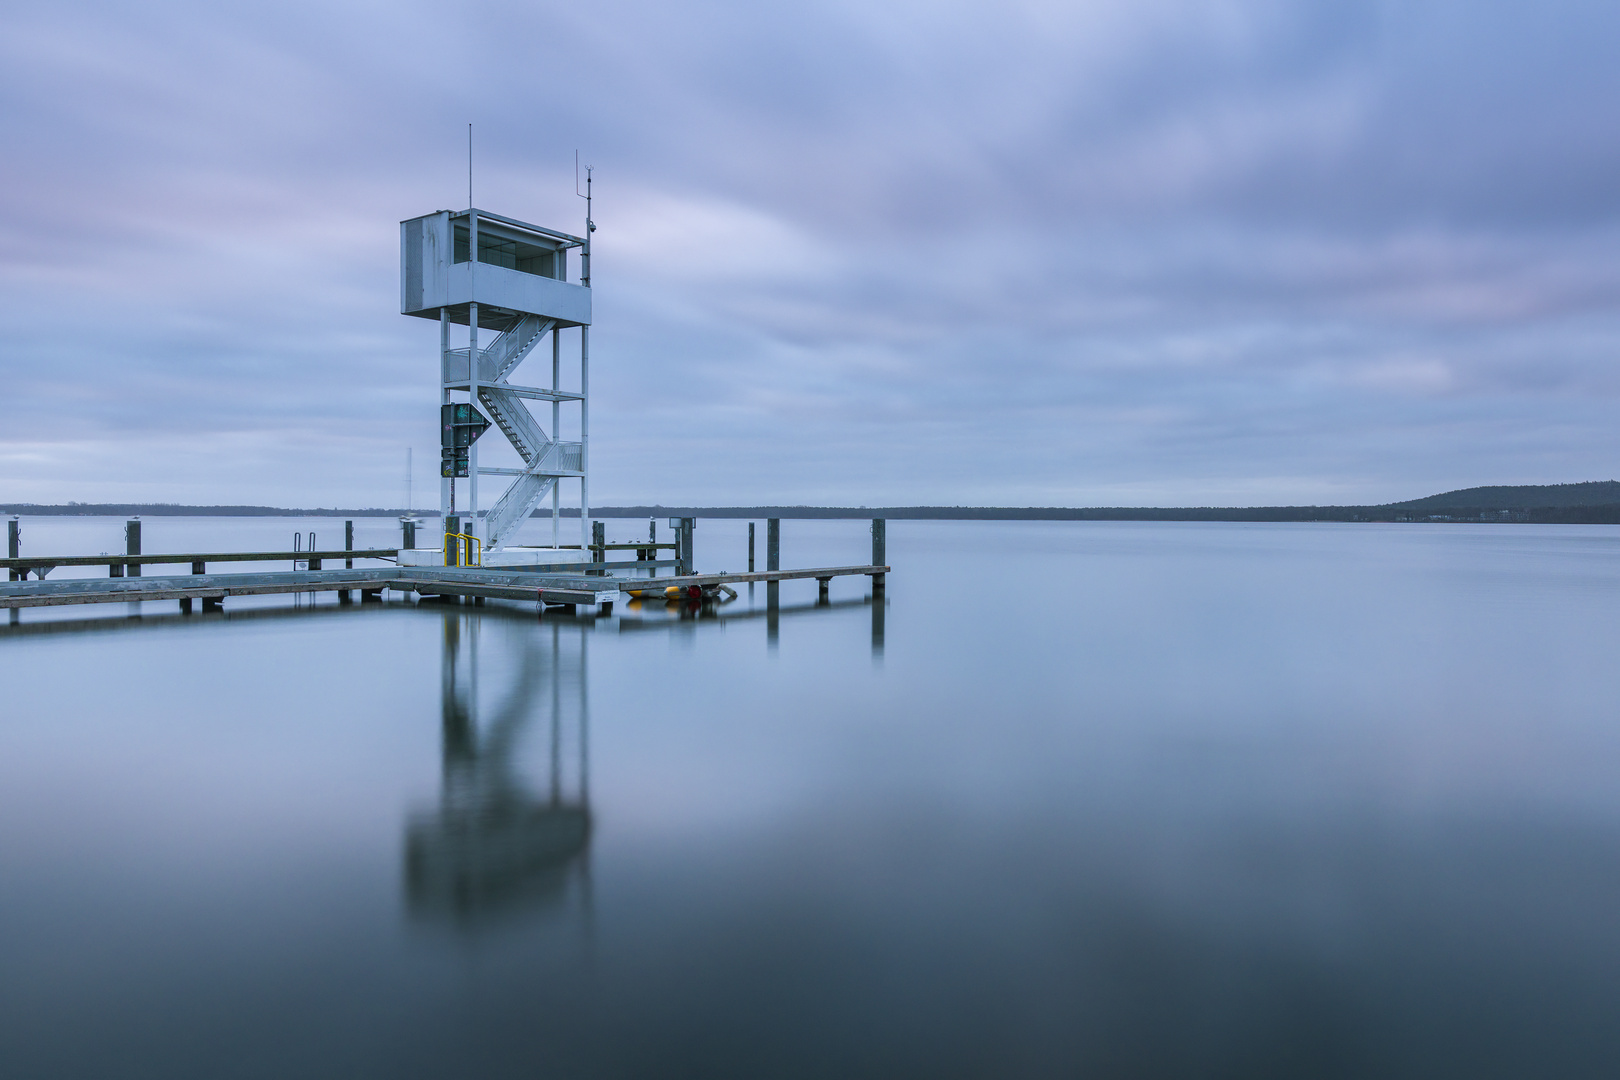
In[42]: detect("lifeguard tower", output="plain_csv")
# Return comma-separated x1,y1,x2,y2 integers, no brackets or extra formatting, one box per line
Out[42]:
400,204,593,564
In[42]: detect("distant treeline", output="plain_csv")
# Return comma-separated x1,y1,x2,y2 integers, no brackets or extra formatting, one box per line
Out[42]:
8,482,1620,523
592,503,1620,524
0,503,428,518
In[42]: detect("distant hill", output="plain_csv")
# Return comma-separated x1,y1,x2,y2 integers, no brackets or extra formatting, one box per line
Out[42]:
1390,481,1620,511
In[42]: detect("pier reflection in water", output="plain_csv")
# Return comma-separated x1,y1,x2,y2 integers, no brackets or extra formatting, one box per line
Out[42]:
399,586,883,932
406,613,591,925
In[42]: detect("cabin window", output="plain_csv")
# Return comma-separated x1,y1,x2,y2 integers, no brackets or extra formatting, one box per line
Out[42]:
453,223,559,278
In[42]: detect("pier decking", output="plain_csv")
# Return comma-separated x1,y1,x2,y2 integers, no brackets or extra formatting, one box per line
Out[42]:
0,563,889,611
3,549,401,580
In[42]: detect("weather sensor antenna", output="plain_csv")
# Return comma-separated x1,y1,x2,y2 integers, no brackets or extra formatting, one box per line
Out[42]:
576,151,595,286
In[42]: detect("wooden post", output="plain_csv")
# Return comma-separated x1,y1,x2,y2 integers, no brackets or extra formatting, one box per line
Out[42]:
7,518,18,581
748,521,755,572
125,518,141,577
340,525,353,600
766,518,779,611
338,524,351,599
402,518,417,551
673,517,695,575
871,518,886,594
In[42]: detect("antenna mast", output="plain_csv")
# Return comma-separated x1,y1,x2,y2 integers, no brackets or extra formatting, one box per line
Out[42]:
576,152,594,286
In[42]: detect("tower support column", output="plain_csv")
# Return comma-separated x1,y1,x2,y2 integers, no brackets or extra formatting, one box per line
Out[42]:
553,331,561,547
581,325,590,548
439,308,451,537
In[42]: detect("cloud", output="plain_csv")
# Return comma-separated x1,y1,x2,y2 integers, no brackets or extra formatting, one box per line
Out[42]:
2,0,1619,507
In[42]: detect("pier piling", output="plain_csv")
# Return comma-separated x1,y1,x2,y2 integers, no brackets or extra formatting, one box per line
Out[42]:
125,519,141,577
444,516,460,567
871,519,886,594
341,520,354,601
670,518,695,575
766,518,780,609
7,518,18,581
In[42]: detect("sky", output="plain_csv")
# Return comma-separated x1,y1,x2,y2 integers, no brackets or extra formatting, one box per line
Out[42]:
3,0,1620,509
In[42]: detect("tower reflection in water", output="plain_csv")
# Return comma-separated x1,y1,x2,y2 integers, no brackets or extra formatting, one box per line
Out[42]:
405,612,591,924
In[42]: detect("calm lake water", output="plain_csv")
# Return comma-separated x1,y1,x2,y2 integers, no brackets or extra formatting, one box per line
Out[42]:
5,517,1620,1078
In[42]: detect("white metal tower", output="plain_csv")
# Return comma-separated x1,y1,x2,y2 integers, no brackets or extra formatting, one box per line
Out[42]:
401,206,592,552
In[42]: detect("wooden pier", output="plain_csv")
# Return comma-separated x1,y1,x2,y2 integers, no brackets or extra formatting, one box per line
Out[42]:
2,516,890,616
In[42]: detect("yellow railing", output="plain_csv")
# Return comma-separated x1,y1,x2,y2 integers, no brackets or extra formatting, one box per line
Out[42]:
443,532,482,567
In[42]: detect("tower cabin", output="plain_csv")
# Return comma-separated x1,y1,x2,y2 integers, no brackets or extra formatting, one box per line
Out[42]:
401,209,591,329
